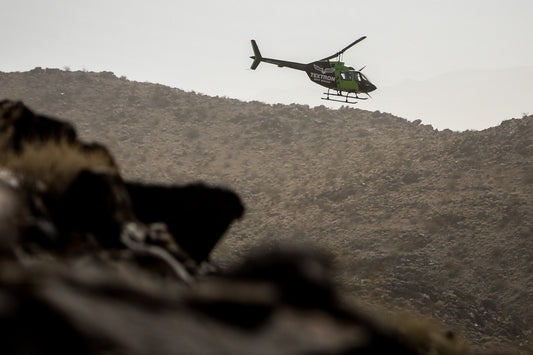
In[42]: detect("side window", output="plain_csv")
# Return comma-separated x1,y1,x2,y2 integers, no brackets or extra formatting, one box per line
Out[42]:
341,72,351,81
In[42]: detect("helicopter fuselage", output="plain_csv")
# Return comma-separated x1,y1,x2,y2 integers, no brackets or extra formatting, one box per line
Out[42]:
254,57,375,94
306,61,376,94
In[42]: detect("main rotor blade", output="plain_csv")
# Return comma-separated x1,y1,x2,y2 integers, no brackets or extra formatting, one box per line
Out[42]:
320,36,367,61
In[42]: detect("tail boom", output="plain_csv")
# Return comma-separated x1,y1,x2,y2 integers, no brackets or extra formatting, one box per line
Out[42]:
250,40,307,71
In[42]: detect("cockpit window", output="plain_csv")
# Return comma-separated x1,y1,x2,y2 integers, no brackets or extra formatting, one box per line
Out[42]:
341,70,368,82
352,71,370,83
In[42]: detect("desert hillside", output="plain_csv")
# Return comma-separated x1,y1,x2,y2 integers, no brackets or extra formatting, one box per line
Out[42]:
1,68,532,352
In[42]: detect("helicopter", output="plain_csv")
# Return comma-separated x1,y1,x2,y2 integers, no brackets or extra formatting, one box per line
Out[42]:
250,36,376,104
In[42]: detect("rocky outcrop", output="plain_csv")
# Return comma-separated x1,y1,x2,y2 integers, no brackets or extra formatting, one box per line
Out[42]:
0,100,243,270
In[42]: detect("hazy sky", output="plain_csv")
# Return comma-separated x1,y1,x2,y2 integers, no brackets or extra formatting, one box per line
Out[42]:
2,0,532,130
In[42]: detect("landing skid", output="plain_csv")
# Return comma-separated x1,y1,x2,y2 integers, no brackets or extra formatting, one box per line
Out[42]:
321,89,367,104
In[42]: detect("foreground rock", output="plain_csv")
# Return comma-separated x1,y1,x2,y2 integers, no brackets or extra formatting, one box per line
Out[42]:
0,100,243,268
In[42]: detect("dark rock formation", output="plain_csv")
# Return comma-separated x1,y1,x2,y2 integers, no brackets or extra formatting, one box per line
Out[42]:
0,101,243,264
0,100,76,153
126,181,244,263
53,169,135,249
0,179,23,256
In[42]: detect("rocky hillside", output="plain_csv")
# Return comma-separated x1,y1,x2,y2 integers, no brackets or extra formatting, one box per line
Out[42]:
1,68,532,353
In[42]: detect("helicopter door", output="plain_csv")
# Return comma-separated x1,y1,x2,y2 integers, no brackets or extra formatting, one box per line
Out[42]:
338,70,358,91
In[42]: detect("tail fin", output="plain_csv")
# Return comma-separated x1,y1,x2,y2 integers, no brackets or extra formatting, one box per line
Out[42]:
250,40,262,70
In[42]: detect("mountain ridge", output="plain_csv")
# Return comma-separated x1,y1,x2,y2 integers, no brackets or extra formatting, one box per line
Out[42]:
1,68,532,352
